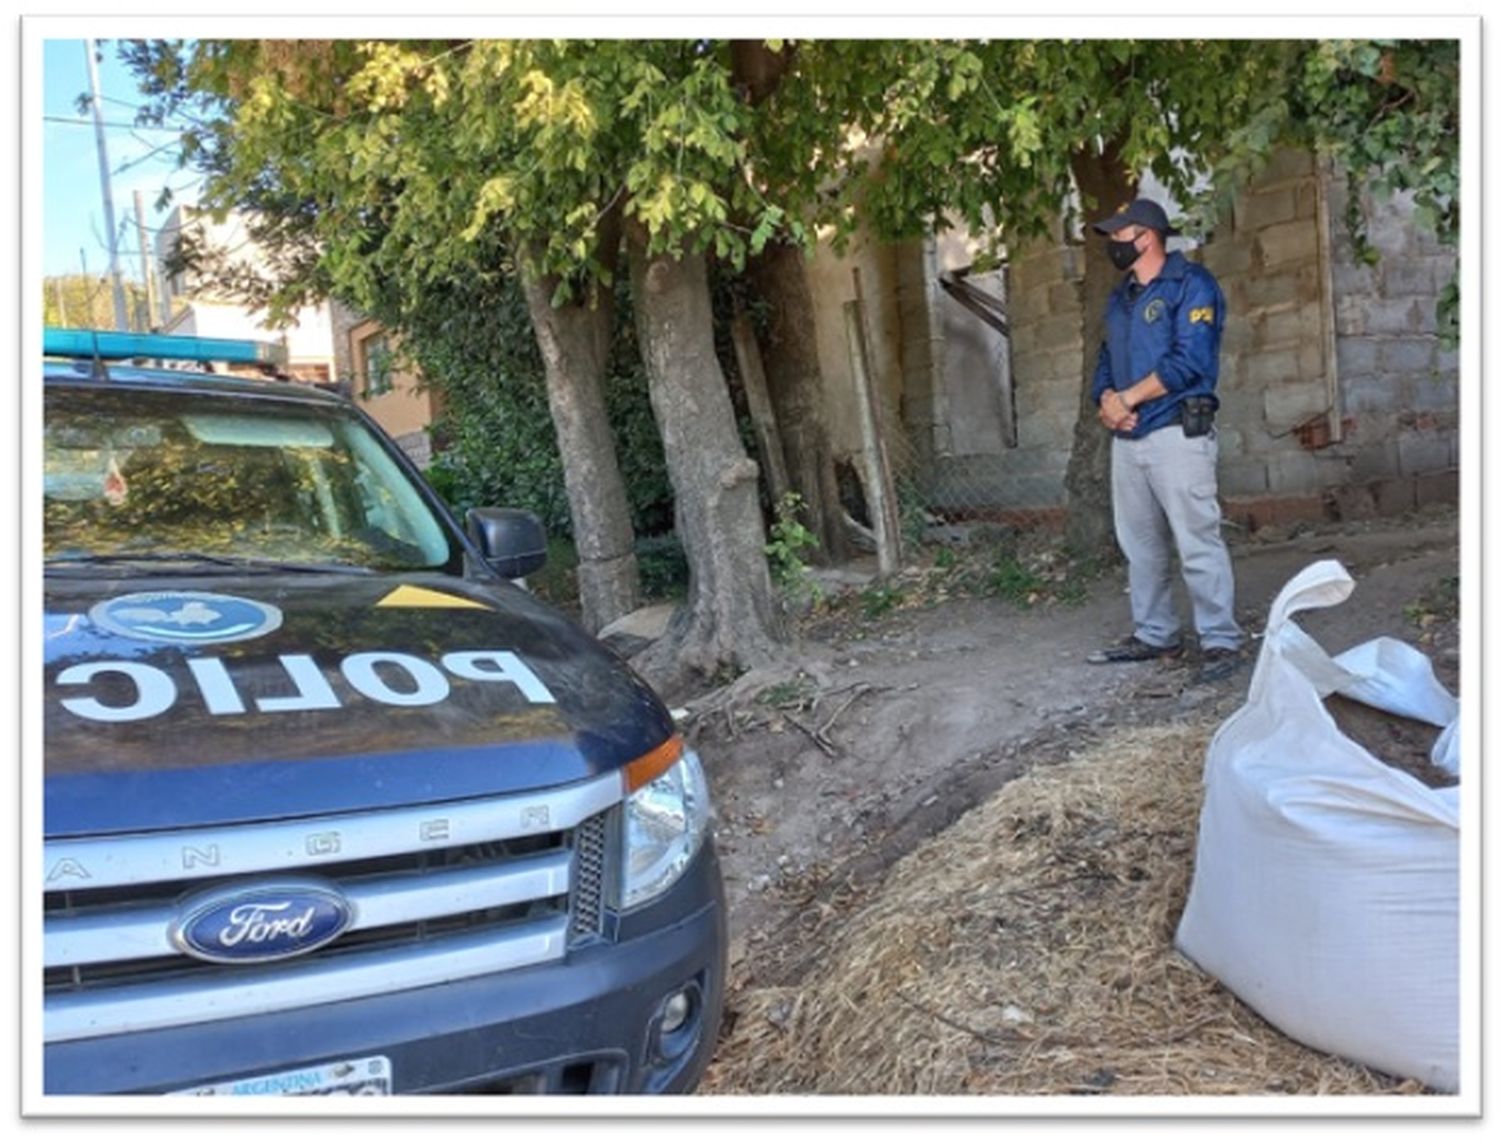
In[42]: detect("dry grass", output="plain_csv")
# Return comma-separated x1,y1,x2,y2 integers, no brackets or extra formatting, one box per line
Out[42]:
701,722,1423,1097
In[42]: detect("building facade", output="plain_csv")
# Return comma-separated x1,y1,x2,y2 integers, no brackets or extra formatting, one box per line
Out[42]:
154,206,338,384
798,148,1459,532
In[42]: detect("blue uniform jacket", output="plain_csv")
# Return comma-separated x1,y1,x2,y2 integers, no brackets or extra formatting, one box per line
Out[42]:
1090,251,1226,440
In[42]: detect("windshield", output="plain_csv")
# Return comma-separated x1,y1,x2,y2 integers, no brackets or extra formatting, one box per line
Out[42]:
44,385,458,571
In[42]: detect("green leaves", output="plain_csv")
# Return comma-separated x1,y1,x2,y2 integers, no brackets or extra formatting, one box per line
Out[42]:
749,205,783,256
464,176,516,241
1005,98,1043,169
1277,39,1460,333
945,50,983,101
123,34,1460,349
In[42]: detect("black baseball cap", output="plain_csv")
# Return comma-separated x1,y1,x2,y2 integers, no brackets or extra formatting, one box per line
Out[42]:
1092,197,1180,237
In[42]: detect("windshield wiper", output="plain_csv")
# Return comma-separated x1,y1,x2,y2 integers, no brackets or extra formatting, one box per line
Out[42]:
44,552,375,575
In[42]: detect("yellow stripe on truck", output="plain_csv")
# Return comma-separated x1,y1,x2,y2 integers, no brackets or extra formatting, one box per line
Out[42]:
375,585,489,610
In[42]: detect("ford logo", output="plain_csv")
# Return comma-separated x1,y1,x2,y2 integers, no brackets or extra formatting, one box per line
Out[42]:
90,591,283,646
172,882,354,964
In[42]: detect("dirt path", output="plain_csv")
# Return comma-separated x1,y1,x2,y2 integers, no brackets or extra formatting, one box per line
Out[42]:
682,509,1460,993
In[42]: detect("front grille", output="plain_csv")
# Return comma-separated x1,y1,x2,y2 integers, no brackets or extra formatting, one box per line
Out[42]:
45,832,561,918
44,776,623,1043
45,894,558,994
569,812,609,940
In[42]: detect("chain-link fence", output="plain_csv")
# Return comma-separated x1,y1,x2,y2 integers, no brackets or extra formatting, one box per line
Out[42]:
834,254,1074,575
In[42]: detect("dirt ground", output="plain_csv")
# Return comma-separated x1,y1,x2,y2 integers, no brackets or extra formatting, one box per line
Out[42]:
676,505,1462,1091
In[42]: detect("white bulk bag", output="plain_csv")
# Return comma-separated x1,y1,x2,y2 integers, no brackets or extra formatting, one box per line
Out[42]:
1174,559,1460,1091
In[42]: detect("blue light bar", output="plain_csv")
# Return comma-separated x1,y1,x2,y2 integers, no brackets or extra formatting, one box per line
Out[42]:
44,328,289,367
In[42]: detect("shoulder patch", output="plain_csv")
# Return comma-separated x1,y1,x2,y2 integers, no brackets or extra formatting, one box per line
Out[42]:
1189,306,1216,325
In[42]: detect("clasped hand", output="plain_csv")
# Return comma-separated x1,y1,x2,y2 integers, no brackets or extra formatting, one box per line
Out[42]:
1098,389,1138,433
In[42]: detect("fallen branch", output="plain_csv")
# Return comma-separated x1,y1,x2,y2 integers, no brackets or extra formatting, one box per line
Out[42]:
816,682,884,741
784,713,838,757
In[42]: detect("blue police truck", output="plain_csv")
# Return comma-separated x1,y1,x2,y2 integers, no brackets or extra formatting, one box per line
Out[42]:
41,330,726,1096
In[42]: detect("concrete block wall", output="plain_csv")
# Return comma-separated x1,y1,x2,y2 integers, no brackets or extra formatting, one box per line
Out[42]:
1212,162,1458,527
1320,173,1460,512
1199,147,1354,501
909,148,1459,525
949,220,1081,510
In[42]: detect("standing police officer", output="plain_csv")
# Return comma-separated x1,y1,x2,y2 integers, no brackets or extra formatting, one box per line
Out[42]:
1086,197,1243,685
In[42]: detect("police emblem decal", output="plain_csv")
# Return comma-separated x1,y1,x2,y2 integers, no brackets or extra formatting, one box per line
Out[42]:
90,591,283,645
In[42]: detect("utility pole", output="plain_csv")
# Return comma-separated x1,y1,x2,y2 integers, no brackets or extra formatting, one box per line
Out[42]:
134,189,158,332
81,247,100,327
85,38,129,331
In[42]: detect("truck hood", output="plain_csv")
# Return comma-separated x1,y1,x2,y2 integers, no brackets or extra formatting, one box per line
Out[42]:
43,571,675,837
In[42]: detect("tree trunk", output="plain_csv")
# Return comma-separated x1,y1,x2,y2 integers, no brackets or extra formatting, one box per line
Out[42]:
520,233,640,634
729,38,851,564
626,223,785,693
730,38,793,104
746,241,852,563
1063,139,1136,557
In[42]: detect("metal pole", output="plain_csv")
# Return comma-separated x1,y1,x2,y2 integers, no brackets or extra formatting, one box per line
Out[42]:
85,39,130,331
80,247,100,327
134,189,158,331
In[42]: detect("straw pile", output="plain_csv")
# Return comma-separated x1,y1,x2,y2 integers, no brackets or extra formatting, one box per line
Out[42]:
701,721,1421,1097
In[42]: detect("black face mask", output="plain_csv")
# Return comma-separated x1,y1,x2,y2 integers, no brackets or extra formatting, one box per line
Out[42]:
1108,237,1144,272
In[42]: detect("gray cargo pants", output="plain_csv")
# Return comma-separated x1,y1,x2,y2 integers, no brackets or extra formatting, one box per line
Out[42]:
1111,425,1242,652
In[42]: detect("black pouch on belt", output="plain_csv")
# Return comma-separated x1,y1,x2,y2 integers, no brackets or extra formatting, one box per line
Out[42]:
1180,395,1216,438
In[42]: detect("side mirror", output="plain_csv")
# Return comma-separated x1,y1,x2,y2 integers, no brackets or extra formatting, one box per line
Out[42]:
466,508,548,579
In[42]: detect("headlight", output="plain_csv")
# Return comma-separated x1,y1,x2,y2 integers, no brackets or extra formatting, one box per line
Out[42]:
621,748,711,910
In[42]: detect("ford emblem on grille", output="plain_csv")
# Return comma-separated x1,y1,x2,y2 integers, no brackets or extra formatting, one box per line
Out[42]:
90,590,283,645
172,882,354,964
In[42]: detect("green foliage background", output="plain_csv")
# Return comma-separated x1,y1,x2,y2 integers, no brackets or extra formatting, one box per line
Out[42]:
44,274,153,332
394,269,673,541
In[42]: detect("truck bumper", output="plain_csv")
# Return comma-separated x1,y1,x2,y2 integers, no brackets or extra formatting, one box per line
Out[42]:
44,843,726,1097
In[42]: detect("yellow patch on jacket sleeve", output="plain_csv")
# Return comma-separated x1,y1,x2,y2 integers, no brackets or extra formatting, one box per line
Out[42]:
375,585,490,609
1189,306,1216,325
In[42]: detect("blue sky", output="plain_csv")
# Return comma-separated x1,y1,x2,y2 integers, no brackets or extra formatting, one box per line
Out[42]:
42,38,201,280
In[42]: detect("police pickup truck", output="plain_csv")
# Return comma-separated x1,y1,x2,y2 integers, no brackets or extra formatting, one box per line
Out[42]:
41,330,726,1096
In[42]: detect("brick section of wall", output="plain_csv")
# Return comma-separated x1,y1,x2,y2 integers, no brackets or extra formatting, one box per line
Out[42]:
1220,467,1459,534
1202,146,1331,494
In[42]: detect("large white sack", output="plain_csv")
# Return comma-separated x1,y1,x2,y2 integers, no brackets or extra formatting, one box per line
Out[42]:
1174,559,1460,1091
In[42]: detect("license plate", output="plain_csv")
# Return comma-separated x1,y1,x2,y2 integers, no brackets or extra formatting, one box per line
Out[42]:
167,1055,392,1097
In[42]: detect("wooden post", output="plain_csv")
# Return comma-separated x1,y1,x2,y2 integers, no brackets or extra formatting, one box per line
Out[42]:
851,267,905,515
1313,155,1344,443
844,297,902,577
729,309,793,508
